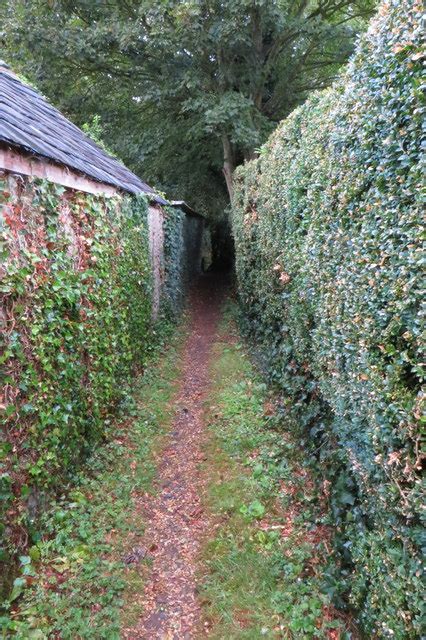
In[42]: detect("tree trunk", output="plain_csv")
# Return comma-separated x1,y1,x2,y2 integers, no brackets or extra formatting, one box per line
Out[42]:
222,133,235,202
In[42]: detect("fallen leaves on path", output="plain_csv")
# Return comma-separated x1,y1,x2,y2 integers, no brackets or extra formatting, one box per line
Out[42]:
122,275,227,640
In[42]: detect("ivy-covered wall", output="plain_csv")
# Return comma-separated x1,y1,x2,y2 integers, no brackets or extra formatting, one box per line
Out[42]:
147,204,165,320
232,2,423,637
0,174,152,579
183,213,204,278
162,206,203,316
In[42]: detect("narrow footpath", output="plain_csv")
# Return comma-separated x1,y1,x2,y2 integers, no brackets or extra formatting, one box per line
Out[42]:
123,275,227,639
6,274,353,638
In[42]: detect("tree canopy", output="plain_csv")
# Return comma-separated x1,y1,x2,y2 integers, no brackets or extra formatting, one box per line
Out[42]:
1,0,375,219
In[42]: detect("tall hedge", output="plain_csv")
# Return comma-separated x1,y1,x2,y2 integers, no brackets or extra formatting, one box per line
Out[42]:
0,176,152,581
232,1,424,637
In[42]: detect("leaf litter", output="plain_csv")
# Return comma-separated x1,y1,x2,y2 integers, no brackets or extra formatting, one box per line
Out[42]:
122,275,227,639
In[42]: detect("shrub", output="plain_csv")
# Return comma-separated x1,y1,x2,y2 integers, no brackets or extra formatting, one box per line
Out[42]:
232,1,424,637
0,176,152,579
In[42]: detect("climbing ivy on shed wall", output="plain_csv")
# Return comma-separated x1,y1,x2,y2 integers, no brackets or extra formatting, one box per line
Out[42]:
162,206,203,317
232,1,424,637
162,206,186,316
0,176,152,571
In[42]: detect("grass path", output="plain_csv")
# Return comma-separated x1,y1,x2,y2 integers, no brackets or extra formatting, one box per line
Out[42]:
5,278,355,639
198,312,355,639
121,275,227,638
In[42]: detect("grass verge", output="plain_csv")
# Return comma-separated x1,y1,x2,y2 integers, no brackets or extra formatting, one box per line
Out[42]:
1,321,185,639
200,309,356,639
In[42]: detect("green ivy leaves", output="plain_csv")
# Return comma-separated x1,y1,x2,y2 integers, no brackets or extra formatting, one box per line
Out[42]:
1,181,152,578
232,2,423,637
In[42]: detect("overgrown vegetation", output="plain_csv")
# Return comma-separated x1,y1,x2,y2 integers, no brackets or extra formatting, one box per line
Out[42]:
163,206,186,316
1,177,152,593
0,321,183,637
232,2,423,637
201,313,355,638
162,205,203,317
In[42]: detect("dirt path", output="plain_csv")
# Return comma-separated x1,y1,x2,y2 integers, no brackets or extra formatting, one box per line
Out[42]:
122,275,227,639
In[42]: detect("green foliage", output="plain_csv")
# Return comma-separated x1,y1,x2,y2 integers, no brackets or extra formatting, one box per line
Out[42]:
202,317,353,639
81,114,119,159
0,178,152,579
162,206,186,316
162,206,203,317
232,2,424,637
1,0,375,213
0,323,182,637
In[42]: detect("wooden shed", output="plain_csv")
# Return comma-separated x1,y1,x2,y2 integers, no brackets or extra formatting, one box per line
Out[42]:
0,61,170,317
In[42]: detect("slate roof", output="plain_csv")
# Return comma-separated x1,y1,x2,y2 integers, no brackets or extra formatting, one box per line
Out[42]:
0,65,167,204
